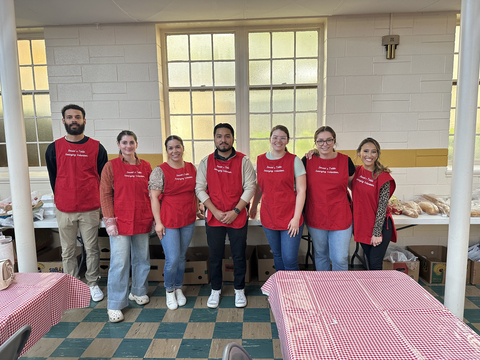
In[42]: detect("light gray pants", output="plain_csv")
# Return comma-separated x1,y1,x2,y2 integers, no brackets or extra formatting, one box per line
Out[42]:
56,208,100,287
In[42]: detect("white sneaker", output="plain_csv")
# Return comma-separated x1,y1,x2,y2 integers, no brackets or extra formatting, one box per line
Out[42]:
166,291,178,310
89,285,104,302
235,289,247,308
128,293,150,305
175,288,187,307
207,289,221,308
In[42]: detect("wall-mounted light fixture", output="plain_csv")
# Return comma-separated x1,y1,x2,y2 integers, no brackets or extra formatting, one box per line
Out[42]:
382,35,400,59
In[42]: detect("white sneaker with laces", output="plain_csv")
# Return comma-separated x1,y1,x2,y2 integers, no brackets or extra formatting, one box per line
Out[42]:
235,289,247,308
89,285,104,302
175,288,187,306
207,289,221,308
166,291,178,310
128,293,150,305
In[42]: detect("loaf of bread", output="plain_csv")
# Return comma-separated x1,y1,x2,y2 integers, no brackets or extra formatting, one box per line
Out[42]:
422,194,450,215
418,201,439,215
405,201,422,214
402,201,420,218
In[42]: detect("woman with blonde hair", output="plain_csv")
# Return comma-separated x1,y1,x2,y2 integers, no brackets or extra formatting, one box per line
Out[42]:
351,137,397,270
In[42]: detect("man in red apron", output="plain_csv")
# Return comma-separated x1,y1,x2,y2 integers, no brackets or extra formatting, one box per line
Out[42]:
196,123,256,309
45,104,108,302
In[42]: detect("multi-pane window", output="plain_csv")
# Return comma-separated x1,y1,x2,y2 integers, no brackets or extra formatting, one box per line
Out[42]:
248,31,319,160
163,27,321,164
166,33,237,164
449,25,480,163
0,39,53,167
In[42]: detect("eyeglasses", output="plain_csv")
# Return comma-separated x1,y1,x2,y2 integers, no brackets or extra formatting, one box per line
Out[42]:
272,136,288,141
316,138,334,145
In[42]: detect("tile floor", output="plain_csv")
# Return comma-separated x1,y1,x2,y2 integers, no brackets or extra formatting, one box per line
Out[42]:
20,276,480,360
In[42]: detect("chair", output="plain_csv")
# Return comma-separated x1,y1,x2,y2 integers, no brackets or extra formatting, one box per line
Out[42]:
0,325,32,360
222,342,253,360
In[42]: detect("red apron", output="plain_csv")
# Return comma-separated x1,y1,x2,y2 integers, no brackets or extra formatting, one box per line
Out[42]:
206,152,247,229
54,137,100,213
351,166,397,244
111,157,153,235
159,162,197,228
304,153,352,230
257,152,303,230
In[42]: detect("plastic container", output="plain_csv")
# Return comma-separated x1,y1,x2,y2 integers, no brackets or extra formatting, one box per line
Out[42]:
0,232,14,266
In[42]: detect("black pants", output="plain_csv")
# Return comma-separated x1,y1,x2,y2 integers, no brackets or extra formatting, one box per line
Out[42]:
206,220,248,290
361,217,393,270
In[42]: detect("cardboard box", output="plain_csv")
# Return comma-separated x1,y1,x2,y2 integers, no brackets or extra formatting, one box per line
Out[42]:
223,245,256,283
37,246,81,273
470,259,480,285
407,245,471,284
148,245,165,281
99,259,110,277
257,245,275,282
184,247,209,284
98,237,110,259
382,260,420,282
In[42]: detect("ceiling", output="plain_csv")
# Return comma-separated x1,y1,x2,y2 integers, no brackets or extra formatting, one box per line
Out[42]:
13,0,461,28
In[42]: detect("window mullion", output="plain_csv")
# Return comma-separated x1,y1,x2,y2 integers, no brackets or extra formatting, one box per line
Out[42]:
235,28,249,155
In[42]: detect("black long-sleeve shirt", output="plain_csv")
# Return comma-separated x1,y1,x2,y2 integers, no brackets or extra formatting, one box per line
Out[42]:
45,136,108,193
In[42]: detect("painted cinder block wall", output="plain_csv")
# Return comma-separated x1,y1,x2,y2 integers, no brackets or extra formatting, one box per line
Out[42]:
44,24,162,156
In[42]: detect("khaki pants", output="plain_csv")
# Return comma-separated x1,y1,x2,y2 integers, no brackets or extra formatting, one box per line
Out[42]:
56,208,100,287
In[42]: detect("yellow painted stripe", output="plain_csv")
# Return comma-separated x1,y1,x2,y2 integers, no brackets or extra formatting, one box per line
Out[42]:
107,154,164,169
108,149,448,169
339,149,448,168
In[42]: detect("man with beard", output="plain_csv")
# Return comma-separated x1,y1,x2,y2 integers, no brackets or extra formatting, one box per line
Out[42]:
46,104,108,302
195,123,256,308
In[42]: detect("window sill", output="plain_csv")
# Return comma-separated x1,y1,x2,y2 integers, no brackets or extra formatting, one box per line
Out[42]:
0,167,50,184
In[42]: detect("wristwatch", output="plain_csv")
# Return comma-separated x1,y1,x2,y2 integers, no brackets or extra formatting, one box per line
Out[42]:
233,207,241,214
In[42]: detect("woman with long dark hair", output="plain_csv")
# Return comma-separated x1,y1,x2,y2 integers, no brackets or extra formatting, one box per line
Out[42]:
149,135,203,310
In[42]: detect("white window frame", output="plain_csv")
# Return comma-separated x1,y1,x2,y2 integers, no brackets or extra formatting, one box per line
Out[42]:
157,19,325,164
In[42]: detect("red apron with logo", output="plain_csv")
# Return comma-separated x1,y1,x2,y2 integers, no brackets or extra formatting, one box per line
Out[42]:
206,153,247,229
55,137,100,213
257,152,303,230
159,162,197,228
304,153,352,230
111,157,153,235
351,165,397,244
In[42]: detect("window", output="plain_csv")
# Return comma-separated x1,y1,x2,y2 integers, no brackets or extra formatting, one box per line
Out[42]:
449,25,480,164
0,39,53,167
161,25,321,164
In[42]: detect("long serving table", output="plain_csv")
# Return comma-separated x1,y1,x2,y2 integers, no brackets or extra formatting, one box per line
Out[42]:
0,272,90,355
262,271,480,360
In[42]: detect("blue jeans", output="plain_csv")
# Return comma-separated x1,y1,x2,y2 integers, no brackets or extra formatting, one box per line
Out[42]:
161,222,195,292
107,233,150,310
307,224,352,271
262,225,304,271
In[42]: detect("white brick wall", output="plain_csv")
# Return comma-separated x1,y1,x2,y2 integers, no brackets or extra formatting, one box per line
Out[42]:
44,24,161,156
324,13,474,199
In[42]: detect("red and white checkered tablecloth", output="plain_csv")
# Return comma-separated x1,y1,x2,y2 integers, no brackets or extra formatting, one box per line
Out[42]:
0,272,90,355
262,271,480,360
